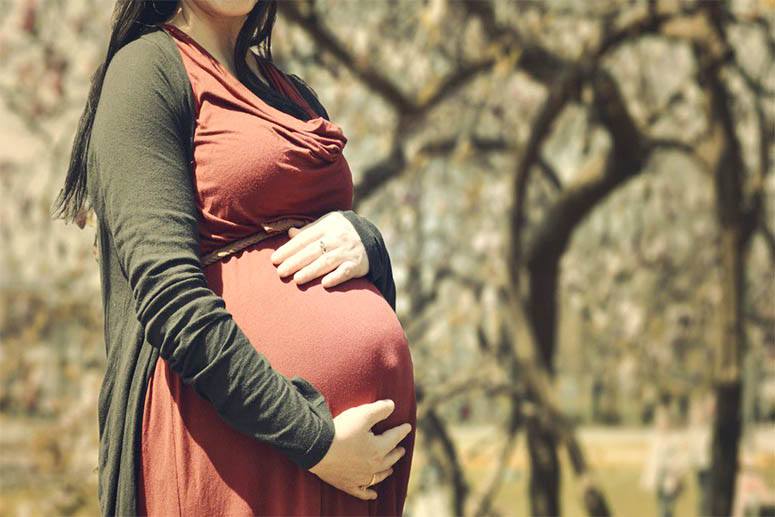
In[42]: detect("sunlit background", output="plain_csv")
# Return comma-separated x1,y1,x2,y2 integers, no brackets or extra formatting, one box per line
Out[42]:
1,1,773,516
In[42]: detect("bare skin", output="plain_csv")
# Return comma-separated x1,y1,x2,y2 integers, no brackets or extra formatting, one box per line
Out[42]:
166,0,412,501
271,212,372,289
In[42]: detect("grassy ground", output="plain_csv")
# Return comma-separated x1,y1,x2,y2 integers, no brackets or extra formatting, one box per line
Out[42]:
2,417,773,516
408,425,775,517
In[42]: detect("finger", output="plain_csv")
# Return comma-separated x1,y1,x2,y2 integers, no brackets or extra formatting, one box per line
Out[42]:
347,485,378,501
320,260,359,288
371,467,394,486
276,238,333,278
364,399,396,428
292,250,342,285
378,447,407,471
270,222,322,265
269,224,311,264
374,422,412,456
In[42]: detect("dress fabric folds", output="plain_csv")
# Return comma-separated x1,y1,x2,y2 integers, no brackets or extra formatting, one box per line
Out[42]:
136,23,416,516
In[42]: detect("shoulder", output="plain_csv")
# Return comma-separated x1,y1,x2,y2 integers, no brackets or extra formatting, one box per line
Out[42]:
100,27,191,118
89,27,195,165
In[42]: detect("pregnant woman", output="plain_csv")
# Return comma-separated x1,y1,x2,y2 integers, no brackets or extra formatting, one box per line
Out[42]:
52,1,416,515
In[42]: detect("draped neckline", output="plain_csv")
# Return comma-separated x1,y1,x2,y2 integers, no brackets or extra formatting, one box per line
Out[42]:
159,22,333,134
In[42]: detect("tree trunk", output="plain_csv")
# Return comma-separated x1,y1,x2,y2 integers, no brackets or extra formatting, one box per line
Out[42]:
695,5,755,512
709,382,743,516
527,418,561,517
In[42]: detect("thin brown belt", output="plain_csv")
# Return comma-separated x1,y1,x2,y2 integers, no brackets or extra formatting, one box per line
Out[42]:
200,216,315,267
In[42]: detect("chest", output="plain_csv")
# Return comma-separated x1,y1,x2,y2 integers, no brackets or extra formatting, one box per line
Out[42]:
179,50,354,226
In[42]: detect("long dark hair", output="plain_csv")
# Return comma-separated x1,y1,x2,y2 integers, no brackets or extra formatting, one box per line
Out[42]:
52,0,328,224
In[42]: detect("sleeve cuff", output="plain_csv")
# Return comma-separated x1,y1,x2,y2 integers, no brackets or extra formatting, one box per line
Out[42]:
341,210,383,284
340,209,396,311
288,376,336,470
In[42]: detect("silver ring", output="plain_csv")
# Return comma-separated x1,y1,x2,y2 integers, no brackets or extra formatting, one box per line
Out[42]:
319,239,327,254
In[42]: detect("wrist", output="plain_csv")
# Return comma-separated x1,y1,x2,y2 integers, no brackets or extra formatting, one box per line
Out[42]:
340,210,381,280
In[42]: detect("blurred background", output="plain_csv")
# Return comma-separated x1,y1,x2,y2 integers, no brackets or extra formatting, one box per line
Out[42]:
1,0,773,516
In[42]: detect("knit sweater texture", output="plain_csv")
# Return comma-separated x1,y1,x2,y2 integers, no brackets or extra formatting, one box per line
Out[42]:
86,25,395,517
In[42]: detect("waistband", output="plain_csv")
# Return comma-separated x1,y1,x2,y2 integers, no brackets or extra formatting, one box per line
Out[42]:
200,216,315,267
90,211,316,268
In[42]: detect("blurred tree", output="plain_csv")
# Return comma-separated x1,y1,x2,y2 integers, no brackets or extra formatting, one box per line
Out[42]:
2,0,773,515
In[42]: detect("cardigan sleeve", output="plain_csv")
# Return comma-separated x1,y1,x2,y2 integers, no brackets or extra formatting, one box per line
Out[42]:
87,37,334,470
340,210,397,311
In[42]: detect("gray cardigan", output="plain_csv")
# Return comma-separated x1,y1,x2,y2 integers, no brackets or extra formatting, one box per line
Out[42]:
86,25,395,517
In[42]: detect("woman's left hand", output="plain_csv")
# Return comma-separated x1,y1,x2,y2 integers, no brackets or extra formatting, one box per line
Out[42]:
270,211,370,288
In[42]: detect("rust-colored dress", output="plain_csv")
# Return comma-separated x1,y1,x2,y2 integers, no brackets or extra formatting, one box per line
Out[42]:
137,23,416,516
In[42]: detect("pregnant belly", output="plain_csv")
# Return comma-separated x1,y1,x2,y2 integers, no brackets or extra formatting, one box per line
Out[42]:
140,233,416,515
203,232,414,421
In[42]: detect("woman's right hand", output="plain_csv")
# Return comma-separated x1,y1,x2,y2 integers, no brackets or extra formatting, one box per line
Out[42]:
308,399,412,500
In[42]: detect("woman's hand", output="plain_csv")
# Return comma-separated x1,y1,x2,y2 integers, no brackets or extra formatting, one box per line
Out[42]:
270,211,370,287
308,399,412,500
